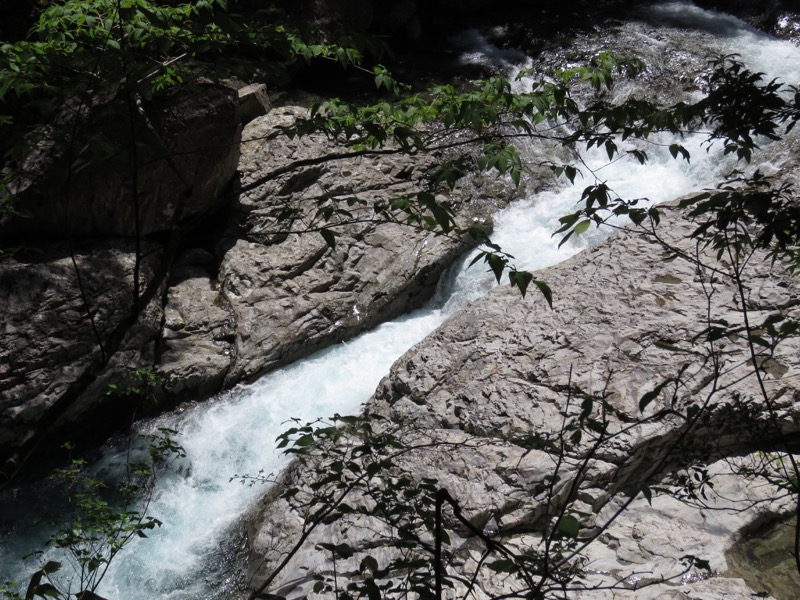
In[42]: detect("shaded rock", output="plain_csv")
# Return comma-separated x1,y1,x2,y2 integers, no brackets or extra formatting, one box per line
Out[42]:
157,260,234,398
1,84,241,237
0,102,518,477
238,83,271,125
0,240,163,475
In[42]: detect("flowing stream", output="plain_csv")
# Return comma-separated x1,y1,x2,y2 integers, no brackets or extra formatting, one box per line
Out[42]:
1,3,799,599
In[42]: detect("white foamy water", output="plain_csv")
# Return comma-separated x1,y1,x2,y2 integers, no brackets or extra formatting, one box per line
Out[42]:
94,309,451,599
1,3,798,598
648,2,800,84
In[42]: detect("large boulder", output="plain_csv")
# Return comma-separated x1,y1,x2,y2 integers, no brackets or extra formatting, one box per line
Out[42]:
0,103,520,480
245,191,800,599
157,105,520,395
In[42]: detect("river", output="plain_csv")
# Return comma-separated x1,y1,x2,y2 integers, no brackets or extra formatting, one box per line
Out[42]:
1,2,799,598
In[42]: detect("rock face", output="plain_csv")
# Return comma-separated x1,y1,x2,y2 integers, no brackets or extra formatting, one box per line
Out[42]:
246,193,800,599
1,84,242,238
0,103,517,479
178,106,512,389
0,241,158,451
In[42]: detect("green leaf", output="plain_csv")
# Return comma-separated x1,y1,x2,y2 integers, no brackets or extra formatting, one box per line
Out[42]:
486,253,506,283
564,165,577,183
318,542,355,559
320,228,337,249
87,557,103,572
430,204,453,233
557,514,580,538
574,219,591,235
334,543,355,558
33,583,60,598
532,279,553,309
554,211,581,235
25,570,43,600
74,591,107,600
605,139,617,160
557,230,574,248
40,562,60,575
508,270,533,297
360,555,379,573
668,143,690,162
294,433,315,447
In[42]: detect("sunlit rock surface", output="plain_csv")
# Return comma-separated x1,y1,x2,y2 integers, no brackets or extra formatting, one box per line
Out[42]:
247,183,800,599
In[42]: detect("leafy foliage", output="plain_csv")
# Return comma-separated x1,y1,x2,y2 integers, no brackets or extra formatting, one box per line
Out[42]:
4,430,185,600
678,170,800,272
0,0,380,204
105,367,165,405
261,53,799,301
237,50,800,600
245,372,725,599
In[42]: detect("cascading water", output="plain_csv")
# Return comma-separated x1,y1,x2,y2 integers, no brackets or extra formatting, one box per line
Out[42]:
1,3,798,598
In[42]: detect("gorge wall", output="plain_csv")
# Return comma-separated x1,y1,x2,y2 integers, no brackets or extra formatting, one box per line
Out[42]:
0,91,519,481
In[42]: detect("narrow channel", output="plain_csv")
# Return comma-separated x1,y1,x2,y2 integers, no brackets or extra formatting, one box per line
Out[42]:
1,3,798,599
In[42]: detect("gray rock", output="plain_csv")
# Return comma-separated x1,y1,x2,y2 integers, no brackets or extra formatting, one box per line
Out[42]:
162,105,518,393
245,195,800,599
238,84,271,125
158,262,234,398
0,240,162,477
0,103,518,478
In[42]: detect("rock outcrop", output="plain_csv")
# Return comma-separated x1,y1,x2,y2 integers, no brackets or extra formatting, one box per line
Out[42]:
0,240,160,451
0,102,518,479
246,189,800,599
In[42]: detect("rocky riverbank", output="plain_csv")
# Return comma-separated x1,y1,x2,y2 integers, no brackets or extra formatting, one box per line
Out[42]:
245,173,800,599
0,92,521,481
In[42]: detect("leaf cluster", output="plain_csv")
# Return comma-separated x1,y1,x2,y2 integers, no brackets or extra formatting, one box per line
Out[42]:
0,0,378,175
11,430,185,600
679,170,800,273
